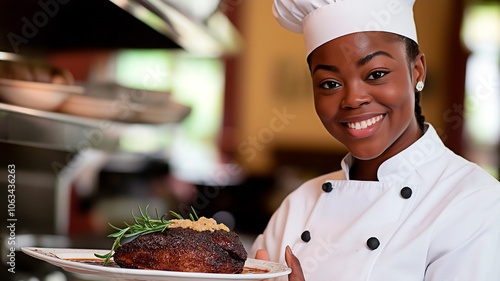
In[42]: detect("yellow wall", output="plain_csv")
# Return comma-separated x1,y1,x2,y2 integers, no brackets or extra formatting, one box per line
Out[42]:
234,0,457,175
414,0,458,138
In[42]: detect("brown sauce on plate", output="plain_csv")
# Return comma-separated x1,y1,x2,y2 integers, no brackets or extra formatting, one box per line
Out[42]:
242,267,271,274
65,258,118,267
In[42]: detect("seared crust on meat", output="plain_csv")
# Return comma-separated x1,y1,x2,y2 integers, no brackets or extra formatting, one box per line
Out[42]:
113,228,247,273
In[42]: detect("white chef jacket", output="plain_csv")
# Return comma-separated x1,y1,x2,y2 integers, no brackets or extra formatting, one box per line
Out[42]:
250,124,500,281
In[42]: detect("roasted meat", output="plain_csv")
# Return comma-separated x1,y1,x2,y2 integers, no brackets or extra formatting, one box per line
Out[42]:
113,227,248,273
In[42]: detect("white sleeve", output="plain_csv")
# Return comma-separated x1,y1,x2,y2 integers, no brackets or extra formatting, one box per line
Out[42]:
425,186,500,281
249,194,292,263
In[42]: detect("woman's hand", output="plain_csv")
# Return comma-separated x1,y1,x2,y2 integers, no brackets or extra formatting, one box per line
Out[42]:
284,246,305,281
255,246,305,281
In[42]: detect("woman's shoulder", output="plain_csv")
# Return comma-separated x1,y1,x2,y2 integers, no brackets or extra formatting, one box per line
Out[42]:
268,169,346,230
439,148,500,188
305,169,346,185
422,147,500,212
285,169,346,200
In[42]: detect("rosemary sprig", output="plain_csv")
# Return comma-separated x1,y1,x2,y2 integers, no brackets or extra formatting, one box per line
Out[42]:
95,205,199,266
170,206,199,221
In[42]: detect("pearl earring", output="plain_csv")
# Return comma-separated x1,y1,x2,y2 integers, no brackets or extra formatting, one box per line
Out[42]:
415,81,424,92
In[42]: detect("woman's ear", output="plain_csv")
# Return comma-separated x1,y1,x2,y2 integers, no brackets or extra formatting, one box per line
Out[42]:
413,52,427,88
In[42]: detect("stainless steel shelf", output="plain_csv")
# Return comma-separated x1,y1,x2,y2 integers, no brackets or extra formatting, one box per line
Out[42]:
0,102,125,152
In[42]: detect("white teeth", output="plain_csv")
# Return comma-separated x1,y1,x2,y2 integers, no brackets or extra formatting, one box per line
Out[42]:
346,115,383,130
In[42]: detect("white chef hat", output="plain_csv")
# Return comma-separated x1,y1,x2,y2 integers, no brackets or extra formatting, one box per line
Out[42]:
273,0,418,56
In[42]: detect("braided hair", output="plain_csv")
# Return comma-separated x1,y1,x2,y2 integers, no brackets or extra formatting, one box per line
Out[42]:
399,36,426,131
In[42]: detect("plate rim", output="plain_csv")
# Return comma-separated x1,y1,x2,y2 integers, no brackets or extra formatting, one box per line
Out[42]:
21,247,291,280
0,77,84,94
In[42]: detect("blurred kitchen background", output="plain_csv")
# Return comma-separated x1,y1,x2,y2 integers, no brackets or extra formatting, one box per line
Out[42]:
0,0,499,280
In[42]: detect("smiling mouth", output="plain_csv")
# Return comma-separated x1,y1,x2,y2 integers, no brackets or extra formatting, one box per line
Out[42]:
345,114,384,130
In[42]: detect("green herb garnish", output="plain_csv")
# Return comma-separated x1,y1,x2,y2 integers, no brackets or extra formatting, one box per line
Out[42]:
95,205,199,266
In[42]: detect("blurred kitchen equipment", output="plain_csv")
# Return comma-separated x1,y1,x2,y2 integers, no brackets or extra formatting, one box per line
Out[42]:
112,0,241,56
0,0,241,56
0,54,75,84
0,3,241,281
0,78,84,111
58,82,191,123
0,54,83,111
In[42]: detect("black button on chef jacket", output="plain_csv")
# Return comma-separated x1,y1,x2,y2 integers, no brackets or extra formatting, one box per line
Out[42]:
322,182,333,192
367,237,380,250
301,230,311,242
400,187,412,199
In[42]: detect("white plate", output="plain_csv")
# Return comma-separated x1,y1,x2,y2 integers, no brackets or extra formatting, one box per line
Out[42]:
57,93,191,124
0,78,84,111
21,247,291,281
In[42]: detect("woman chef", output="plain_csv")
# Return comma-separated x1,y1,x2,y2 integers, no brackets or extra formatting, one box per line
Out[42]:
250,0,500,280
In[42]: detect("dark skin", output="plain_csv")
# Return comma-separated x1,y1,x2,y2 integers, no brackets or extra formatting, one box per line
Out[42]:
256,246,304,281
310,32,426,181
256,31,427,280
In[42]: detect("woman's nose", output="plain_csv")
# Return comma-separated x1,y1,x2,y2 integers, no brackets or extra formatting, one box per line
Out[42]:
340,83,372,109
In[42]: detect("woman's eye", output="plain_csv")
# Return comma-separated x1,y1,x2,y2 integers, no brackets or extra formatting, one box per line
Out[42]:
319,80,341,89
367,71,388,80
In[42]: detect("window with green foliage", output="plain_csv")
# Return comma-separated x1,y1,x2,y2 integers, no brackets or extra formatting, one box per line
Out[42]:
114,49,225,182
461,3,500,178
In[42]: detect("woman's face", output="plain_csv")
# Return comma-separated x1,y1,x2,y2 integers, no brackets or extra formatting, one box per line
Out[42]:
309,32,425,160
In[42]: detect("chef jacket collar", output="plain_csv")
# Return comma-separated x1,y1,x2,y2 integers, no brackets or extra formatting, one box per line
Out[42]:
341,123,447,182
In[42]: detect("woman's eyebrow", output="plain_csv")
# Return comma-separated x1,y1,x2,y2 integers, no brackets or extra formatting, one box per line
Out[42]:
357,51,394,67
312,64,339,74
312,51,394,74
